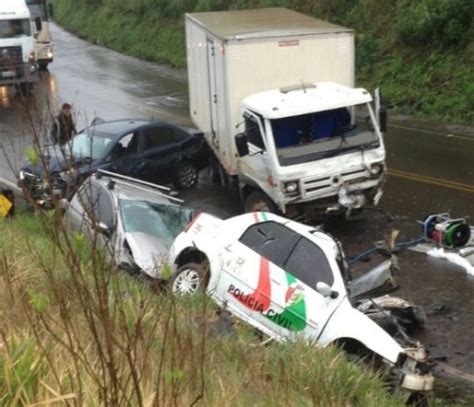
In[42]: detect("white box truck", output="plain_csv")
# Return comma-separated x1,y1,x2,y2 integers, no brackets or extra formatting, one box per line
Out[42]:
0,0,39,94
186,8,387,217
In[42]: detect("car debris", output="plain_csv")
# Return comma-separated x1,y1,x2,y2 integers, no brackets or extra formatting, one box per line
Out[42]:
63,170,193,279
349,259,397,298
168,211,434,398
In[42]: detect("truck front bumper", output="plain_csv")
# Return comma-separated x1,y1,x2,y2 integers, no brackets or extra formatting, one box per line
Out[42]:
283,176,384,215
0,62,38,86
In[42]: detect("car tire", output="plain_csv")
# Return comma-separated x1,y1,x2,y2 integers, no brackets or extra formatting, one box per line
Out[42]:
244,191,277,213
173,161,198,189
169,262,208,295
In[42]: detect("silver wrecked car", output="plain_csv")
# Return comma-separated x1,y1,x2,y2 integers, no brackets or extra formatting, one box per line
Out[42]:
63,170,193,278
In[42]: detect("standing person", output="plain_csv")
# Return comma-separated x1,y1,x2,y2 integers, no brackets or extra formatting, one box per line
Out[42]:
51,103,77,146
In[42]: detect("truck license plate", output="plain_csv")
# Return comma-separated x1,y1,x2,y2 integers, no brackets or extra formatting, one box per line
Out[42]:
1,71,15,78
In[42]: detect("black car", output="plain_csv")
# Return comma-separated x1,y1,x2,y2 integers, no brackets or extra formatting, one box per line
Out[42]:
19,119,210,204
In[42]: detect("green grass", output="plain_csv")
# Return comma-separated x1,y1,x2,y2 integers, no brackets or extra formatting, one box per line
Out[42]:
0,213,407,405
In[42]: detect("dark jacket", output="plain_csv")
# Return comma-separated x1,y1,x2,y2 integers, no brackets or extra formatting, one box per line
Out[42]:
51,113,76,145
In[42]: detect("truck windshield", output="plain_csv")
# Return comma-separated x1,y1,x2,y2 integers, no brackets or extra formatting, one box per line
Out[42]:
0,19,32,39
271,104,379,167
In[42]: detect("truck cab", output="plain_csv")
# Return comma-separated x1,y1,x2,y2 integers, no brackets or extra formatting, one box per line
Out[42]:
236,82,386,216
0,0,38,93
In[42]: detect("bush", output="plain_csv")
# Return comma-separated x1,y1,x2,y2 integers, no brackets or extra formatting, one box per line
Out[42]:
395,0,473,47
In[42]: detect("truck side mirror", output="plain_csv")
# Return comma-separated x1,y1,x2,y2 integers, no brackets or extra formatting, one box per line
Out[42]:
35,17,42,32
235,133,249,157
378,106,387,133
48,4,54,18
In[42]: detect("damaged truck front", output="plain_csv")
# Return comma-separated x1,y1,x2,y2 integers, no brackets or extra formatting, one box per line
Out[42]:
186,8,387,218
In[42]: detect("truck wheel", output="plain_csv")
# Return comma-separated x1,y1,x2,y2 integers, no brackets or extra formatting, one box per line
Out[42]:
169,262,208,295
173,161,198,189
244,191,277,213
38,62,48,71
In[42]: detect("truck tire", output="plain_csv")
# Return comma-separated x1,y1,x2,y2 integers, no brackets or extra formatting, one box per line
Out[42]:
244,191,277,213
173,161,198,189
38,62,48,70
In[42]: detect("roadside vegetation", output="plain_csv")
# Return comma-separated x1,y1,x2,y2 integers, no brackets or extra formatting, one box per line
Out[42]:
51,0,473,123
0,210,408,405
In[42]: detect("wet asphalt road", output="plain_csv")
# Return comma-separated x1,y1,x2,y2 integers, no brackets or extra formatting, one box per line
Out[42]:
1,24,473,378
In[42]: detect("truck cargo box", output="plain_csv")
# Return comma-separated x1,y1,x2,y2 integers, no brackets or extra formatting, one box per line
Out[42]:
186,8,354,174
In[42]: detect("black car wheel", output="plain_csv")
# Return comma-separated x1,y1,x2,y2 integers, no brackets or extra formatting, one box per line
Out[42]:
244,191,277,213
174,161,198,189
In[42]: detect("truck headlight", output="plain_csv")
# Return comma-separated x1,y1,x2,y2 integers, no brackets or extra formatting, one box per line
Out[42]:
46,46,54,59
370,163,384,176
28,52,35,63
284,181,299,193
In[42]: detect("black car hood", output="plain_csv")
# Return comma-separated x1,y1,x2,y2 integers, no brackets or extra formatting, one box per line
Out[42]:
21,145,95,176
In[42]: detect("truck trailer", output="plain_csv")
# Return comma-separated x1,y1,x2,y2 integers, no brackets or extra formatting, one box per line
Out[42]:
0,0,39,94
26,0,54,70
186,8,387,217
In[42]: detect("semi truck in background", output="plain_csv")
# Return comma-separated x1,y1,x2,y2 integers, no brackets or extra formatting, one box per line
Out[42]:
26,0,53,69
186,8,387,218
0,0,39,94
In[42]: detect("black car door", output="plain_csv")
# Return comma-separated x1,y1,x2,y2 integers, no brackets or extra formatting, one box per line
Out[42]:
105,132,143,177
137,125,184,183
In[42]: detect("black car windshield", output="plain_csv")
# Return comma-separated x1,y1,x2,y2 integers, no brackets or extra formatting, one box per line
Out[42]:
0,19,31,39
119,200,192,245
71,131,115,160
271,104,379,166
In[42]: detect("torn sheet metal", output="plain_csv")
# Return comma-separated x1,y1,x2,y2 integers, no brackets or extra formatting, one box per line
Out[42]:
349,259,397,298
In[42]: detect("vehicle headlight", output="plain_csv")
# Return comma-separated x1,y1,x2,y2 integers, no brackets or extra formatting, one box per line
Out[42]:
28,52,35,63
284,181,299,193
369,163,384,176
19,170,25,181
59,168,74,178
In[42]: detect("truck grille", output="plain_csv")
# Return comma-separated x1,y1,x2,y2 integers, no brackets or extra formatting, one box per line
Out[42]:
0,46,23,79
302,168,370,196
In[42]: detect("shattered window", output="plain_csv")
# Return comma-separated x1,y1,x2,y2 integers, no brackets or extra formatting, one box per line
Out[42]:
119,200,192,245
240,221,334,288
